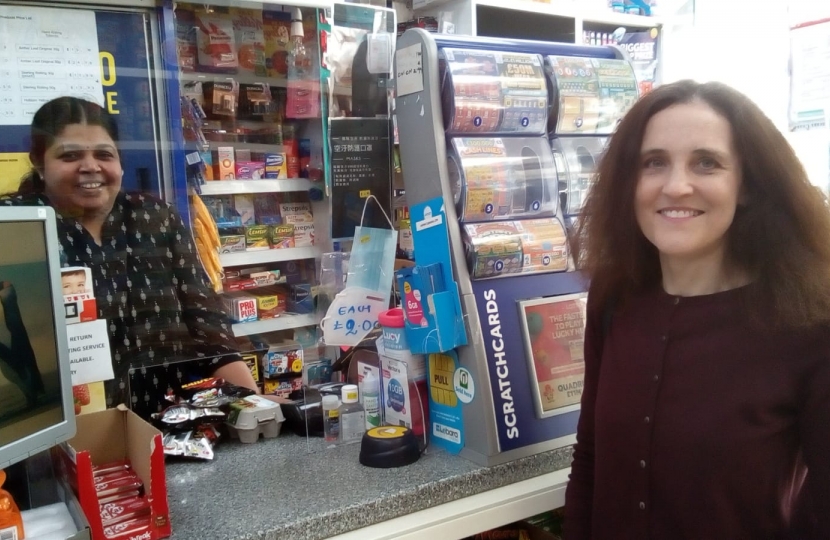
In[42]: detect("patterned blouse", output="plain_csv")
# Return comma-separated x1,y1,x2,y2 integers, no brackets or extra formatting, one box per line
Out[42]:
1,191,243,414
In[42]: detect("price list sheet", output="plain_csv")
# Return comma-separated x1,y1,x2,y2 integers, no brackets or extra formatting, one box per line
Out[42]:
0,5,103,126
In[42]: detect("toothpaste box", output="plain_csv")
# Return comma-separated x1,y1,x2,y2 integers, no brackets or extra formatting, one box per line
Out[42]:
223,293,258,323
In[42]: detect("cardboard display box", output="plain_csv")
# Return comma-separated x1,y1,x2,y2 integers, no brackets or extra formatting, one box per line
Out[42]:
55,407,171,540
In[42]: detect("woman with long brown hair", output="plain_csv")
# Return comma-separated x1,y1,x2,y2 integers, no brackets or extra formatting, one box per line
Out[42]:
564,80,830,539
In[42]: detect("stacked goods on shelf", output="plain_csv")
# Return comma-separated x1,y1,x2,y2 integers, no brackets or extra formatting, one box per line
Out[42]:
201,193,315,253
439,48,571,280
249,327,323,397
221,260,316,323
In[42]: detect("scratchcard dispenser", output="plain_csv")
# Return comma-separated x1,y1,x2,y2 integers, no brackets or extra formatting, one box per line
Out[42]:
546,55,639,221
395,30,632,466
439,49,549,136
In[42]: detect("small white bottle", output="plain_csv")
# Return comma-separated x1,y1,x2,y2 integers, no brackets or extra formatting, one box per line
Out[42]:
362,371,381,430
339,384,365,444
322,395,341,444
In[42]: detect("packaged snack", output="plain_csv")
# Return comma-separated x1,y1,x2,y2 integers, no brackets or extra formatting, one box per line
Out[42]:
103,516,151,539
161,425,221,460
99,496,151,527
263,377,302,398
92,460,132,478
263,10,292,78
230,8,266,76
196,11,238,71
245,224,271,250
94,473,143,499
98,490,141,505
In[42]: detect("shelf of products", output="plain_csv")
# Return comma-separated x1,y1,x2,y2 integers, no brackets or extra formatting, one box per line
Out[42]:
231,313,318,337
199,179,315,196
206,141,285,153
180,71,289,88
219,246,317,267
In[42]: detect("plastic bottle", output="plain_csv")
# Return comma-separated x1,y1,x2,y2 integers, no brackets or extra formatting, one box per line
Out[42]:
285,8,319,118
0,470,23,540
322,394,341,443
339,385,365,444
362,371,381,430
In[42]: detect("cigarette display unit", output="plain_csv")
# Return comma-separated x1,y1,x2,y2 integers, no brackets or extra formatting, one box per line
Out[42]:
395,30,634,466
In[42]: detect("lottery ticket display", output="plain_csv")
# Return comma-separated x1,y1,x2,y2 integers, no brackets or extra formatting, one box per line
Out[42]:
550,136,608,216
439,48,549,136
448,137,558,222
546,56,638,135
463,218,569,280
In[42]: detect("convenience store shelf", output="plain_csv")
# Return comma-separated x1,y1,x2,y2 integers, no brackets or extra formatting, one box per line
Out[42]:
219,246,317,267
231,313,318,337
179,71,289,88
207,141,284,153
199,179,314,196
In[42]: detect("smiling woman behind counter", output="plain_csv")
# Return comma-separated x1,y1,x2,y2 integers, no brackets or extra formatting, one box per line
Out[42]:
1,96,258,416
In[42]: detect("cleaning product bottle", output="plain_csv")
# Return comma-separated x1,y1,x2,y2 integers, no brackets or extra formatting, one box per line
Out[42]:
362,371,381,430
339,384,365,444
322,395,341,444
0,470,23,540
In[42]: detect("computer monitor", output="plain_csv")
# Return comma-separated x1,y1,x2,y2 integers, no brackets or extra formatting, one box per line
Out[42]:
0,206,75,470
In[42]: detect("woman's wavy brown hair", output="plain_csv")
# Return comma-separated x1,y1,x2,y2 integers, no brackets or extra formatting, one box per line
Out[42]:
576,79,830,328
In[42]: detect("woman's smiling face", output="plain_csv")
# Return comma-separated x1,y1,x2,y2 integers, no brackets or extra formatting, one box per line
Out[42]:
635,100,744,268
39,123,122,218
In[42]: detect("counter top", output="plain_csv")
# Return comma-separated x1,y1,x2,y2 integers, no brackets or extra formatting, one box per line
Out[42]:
165,434,573,540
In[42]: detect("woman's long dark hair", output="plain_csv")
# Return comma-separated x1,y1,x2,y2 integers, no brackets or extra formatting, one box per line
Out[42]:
14,96,119,196
576,80,830,328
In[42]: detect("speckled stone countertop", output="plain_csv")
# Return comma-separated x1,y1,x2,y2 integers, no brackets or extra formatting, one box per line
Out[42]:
165,433,573,540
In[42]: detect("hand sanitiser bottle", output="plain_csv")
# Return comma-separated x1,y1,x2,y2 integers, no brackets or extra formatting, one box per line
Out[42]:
362,371,381,430
322,394,341,444
339,385,365,444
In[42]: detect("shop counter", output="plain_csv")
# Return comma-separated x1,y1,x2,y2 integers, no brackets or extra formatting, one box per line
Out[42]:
165,434,572,540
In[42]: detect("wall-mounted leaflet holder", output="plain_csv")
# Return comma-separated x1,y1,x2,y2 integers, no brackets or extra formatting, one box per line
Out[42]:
550,136,608,217
448,137,558,222
546,56,638,135
440,48,549,136
397,197,468,354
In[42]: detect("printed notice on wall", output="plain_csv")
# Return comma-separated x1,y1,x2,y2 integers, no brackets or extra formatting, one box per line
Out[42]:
0,5,103,126
66,319,113,386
